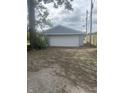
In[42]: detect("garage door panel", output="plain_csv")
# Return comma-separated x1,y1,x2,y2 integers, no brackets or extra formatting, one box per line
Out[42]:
49,36,79,47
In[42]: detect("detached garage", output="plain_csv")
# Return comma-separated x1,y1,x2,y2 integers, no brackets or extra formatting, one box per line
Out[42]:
43,25,84,47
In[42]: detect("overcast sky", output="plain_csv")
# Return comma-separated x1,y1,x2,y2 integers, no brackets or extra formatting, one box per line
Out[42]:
45,0,97,32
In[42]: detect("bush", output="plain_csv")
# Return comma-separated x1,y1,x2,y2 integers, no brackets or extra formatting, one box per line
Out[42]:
35,35,48,49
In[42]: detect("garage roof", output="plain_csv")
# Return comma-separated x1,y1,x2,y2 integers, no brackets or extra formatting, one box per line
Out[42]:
43,25,83,35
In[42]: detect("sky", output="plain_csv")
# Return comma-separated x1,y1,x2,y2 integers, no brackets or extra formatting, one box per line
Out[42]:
44,0,97,33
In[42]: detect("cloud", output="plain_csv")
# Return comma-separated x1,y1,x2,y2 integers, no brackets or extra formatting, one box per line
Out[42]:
45,0,97,32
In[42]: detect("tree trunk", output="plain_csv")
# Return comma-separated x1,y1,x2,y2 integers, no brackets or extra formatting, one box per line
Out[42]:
27,0,36,49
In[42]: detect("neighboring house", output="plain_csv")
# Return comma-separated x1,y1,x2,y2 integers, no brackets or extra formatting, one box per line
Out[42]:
43,25,84,47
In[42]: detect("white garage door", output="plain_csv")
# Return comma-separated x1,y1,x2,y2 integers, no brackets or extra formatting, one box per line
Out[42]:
49,35,79,47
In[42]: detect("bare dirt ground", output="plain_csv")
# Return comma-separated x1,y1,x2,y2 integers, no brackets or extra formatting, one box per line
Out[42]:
27,48,97,93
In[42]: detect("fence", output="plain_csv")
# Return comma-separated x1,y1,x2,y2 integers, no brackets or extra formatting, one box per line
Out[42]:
84,34,97,46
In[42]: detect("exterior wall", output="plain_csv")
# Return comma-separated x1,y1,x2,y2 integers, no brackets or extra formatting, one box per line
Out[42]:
47,35,81,47
79,34,83,46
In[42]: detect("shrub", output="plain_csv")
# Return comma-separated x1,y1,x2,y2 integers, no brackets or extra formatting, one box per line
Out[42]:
35,34,48,49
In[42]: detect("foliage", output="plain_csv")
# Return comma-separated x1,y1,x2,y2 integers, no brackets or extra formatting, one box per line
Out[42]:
36,0,73,10
35,0,73,31
27,29,48,50
35,32,48,49
27,0,74,49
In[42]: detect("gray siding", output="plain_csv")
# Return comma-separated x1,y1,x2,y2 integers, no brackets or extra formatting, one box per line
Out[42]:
79,34,83,46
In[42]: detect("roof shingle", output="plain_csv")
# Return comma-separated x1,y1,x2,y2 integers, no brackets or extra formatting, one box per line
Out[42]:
43,25,83,35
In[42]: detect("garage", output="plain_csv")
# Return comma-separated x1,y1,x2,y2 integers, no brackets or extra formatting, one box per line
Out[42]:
43,25,83,47
49,35,79,47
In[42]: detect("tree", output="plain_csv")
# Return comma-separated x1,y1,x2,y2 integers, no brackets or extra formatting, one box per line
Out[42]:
27,0,36,48
27,0,74,49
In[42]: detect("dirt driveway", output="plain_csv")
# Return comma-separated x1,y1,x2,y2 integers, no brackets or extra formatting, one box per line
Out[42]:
28,48,97,93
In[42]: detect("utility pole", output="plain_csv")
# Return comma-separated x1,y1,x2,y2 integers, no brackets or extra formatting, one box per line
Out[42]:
86,10,88,43
86,10,88,34
90,0,93,46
